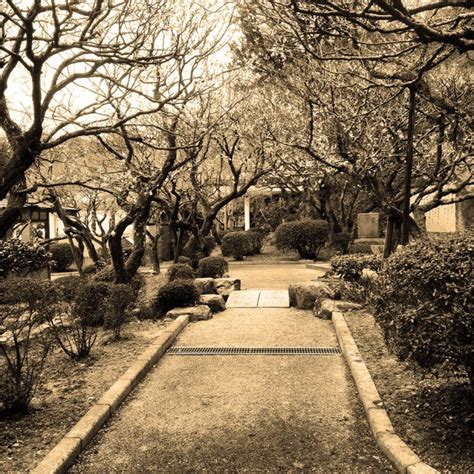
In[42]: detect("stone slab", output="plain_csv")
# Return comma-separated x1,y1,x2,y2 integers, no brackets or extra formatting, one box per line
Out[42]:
357,212,380,238
226,290,261,308
257,290,289,308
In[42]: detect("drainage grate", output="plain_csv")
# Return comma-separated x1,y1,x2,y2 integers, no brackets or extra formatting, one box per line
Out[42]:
167,347,341,356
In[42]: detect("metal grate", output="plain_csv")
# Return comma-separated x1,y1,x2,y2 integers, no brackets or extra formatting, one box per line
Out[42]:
167,346,341,356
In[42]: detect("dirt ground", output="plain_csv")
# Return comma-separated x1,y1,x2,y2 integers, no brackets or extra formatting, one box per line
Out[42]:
345,310,474,473
0,319,170,474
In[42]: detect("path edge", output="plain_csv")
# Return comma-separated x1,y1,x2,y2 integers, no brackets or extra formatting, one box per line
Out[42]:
332,311,438,474
31,315,189,474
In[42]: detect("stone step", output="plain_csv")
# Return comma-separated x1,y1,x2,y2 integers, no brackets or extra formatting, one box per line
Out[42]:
226,290,290,308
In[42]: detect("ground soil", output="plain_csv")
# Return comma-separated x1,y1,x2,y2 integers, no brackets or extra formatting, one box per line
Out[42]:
345,310,474,473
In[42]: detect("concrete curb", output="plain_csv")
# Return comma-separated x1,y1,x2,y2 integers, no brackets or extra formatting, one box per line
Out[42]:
229,260,313,265
332,312,438,474
32,315,189,474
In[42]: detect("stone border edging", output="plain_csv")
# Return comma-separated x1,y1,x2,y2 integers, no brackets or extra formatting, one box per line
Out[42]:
332,311,438,474
31,315,189,474
229,260,312,265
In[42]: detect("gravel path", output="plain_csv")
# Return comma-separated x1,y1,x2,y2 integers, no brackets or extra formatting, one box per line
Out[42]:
71,303,393,472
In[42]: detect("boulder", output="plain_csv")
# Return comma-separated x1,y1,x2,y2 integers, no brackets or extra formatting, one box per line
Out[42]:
194,278,216,295
166,305,212,322
199,294,226,313
314,299,362,319
214,278,241,298
288,281,337,310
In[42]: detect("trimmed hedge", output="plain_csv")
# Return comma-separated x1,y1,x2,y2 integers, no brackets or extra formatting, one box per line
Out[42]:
167,263,195,281
49,243,74,272
370,233,473,385
221,232,252,261
154,280,200,317
198,256,228,278
275,219,329,259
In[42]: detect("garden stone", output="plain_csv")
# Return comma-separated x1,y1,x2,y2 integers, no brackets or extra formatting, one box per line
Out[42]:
313,299,362,319
199,294,226,313
194,278,215,295
214,278,241,298
361,268,379,281
166,305,212,322
288,281,337,310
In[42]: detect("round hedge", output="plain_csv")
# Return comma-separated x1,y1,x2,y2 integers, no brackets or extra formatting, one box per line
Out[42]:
167,263,195,281
49,243,74,272
245,228,266,255
177,256,193,267
197,256,228,278
221,231,252,261
275,219,329,260
154,280,200,317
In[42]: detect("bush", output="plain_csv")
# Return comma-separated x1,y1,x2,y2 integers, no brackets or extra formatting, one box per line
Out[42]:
197,256,228,278
0,239,50,277
347,242,373,254
246,228,266,255
203,235,216,256
92,265,143,302
0,279,53,414
45,279,111,359
49,243,74,272
104,284,134,339
275,219,329,260
370,233,473,385
221,232,253,260
75,281,112,326
167,263,195,282
330,254,383,283
332,232,352,254
177,256,193,267
154,280,200,317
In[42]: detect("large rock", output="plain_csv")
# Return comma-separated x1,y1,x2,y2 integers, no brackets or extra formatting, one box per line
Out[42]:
199,294,226,313
288,281,337,310
313,298,362,319
166,305,212,322
214,278,241,298
194,278,216,295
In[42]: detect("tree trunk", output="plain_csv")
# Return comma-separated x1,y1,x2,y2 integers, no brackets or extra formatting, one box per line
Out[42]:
401,86,417,245
383,215,395,259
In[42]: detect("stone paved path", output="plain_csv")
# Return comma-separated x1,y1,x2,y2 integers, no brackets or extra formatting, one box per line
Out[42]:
70,265,393,473
227,290,290,308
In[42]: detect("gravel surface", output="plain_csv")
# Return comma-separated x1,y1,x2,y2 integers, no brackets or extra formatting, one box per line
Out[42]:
71,307,393,472
228,264,324,290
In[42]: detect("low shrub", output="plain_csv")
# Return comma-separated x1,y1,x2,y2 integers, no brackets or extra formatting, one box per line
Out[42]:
197,256,228,278
221,232,252,260
275,219,329,260
49,243,74,272
104,284,134,339
0,239,51,277
330,254,383,283
246,228,266,254
347,242,373,254
92,265,116,282
53,275,83,302
177,256,193,267
167,263,195,281
47,280,111,359
331,232,352,254
0,279,53,414
203,235,216,256
370,233,473,385
154,280,200,317
75,281,112,326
